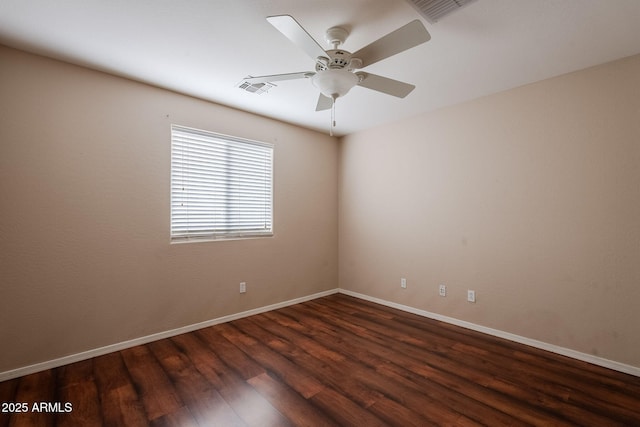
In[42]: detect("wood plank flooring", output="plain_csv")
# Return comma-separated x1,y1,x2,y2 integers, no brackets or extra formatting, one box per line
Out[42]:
2,293,640,426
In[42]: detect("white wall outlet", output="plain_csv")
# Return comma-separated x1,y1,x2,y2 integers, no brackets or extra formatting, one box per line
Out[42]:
467,289,476,303
401,278,407,289
239,282,246,293
439,284,446,297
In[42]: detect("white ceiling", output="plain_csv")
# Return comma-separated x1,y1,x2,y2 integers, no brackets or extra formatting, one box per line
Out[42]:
1,0,639,136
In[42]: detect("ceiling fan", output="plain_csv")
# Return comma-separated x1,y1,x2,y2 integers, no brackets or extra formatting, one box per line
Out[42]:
243,15,431,133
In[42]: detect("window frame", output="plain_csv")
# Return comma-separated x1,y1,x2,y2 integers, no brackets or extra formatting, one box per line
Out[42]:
170,124,274,243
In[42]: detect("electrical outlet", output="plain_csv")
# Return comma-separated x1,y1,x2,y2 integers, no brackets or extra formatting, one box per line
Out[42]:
401,278,407,289
439,284,446,297
240,282,246,293
467,290,476,303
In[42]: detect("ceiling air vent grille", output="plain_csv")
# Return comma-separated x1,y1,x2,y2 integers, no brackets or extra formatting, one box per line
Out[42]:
237,81,275,95
405,0,478,23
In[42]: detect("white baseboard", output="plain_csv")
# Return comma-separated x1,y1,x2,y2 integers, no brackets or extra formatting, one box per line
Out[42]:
338,289,640,378
0,288,339,382
3,287,638,381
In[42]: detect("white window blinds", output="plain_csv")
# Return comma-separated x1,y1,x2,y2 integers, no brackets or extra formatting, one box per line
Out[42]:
170,125,273,241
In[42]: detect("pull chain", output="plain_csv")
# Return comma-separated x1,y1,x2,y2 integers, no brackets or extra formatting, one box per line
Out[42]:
330,94,337,136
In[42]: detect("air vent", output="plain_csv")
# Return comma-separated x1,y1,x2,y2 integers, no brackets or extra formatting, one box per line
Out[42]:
237,81,275,94
405,0,478,23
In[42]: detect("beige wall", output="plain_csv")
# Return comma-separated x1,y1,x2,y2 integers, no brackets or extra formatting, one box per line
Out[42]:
339,55,640,367
0,45,338,373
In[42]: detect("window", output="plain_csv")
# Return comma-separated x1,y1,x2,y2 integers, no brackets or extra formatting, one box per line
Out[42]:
170,125,273,242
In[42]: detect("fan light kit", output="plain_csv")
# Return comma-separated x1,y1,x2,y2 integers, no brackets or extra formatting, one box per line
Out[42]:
243,15,431,135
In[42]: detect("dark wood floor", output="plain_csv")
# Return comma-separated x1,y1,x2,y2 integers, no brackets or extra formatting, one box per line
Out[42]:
2,294,640,426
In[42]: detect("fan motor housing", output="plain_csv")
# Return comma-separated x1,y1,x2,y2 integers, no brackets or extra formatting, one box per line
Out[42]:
316,50,361,72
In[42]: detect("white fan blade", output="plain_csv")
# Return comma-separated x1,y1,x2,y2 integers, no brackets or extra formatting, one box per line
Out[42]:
353,20,430,68
245,72,314,84
357,72,415,98
315,94,333,111
267,15,327,61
